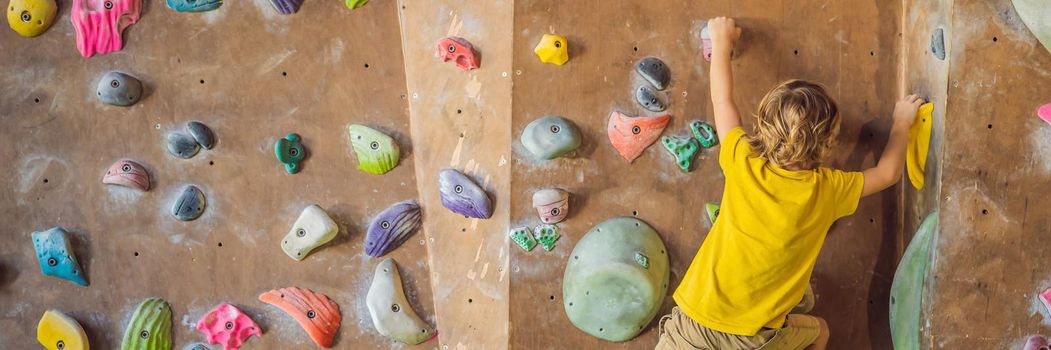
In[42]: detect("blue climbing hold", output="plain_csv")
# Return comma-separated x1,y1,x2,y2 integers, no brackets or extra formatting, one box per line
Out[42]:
31,227,88,286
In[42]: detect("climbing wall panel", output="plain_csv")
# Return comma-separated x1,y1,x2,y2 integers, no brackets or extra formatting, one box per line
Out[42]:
928,0,1051,347
396,0,513,349
508,0,902,348
0,2,435,348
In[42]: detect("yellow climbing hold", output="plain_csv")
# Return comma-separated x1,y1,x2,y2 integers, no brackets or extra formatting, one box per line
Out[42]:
37,310,89,350
907,102,934,189
534,34,569,65
6,0,57,37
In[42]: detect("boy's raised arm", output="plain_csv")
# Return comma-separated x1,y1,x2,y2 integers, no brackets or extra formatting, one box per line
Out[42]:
861,94,923,197
708,17,743,141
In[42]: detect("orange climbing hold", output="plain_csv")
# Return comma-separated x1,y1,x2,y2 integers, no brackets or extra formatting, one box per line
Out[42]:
258,287,341,348
606,111,671,162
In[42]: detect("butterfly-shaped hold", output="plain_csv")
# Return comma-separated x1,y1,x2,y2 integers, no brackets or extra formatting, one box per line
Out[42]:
436,36,480,71
259,287,341,348
607,111,670,162
70,0,142,57
364,199,422,257
120,298,173,350
437,169,492,219
348,124,400,175
103,159,149,191
37,310,89,350
195,303,261,350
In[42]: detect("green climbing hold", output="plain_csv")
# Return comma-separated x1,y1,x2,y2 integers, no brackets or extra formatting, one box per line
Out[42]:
348,124,400,175
705,203,720,224
121,298,173,350
274,133,306,174
563,217,669,342
690,120,719,148
345,0,368,9
509,226,537,252
890,211,938,350
533,224,560,251
660,135,700,172
634,252,649,269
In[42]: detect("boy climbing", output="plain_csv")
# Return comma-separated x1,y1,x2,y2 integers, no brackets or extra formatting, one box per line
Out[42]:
656,17,923,350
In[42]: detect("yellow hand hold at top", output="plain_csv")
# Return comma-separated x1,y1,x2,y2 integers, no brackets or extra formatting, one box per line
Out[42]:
534,34,569,66
37,310,90,350
907,102,934,189
6,0,57,37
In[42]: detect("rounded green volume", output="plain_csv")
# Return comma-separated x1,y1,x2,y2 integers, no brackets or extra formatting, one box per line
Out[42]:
121,298,172,350
275,133,306,174
348,125,401,175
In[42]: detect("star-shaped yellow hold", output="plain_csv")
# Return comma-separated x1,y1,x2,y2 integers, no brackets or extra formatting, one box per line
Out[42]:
534,34,569,66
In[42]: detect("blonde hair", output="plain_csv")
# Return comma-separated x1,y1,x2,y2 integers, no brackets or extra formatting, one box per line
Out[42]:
748,80,840,170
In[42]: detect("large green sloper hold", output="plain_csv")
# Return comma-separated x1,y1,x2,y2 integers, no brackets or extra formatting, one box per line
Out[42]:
890,211,938,350
348,124,401,175
121,298,173,350
563,217,669,342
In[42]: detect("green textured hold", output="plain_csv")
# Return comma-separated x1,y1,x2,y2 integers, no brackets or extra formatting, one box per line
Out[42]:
348,124,400,175
275,133,306,174
705,202,720,224
690,120,719,148
634,252,649,269
509,226,537,252
533,224,560,251
121,298,173,350
563,217,669,342
890,211,938,350
660,135,699,172
346,0,368,9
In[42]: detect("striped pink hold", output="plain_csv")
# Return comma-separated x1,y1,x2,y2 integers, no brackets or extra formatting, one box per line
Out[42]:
70,0,141,58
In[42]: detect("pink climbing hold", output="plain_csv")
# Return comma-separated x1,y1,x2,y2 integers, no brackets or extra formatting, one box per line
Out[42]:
70,0,142,58
1040,288,1051,315
1025,335,1050,350
1038,103,1051,125
195,303,262,350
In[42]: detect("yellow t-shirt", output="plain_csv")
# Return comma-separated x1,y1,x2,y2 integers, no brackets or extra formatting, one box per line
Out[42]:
672,126,864,336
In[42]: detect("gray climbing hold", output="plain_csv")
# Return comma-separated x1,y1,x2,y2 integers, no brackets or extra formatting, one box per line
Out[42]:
520,115,582,160
96,71,143,107
563,217,669,342
366,258,436,345
167,133,200,159
186,121,216,150
635,57,669,91
930,28,946,61
171,185,206,221
635,85,665,112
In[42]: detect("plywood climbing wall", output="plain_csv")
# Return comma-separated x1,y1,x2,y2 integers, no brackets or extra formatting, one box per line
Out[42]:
508,1,903,349
0,2,437,348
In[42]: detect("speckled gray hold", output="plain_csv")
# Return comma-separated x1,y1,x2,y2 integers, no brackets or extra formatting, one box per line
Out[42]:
186,121,216,149
635,85,665,112
96,71,143,106
930,28,946,61
171,185,206,221
635,57,670,91
167,133,200,159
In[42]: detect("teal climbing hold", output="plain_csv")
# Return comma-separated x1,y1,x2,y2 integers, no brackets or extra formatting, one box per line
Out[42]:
563,217,669,342
890,211,938,350
660,135,700,172
31,227,88,286
533,224,560,251
509,226,537,252
705,203,720,224
690,120,718,148
274,133,306,174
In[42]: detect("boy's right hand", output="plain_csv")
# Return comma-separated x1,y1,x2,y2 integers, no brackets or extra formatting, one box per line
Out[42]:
707,17,741,51
893,94,925,129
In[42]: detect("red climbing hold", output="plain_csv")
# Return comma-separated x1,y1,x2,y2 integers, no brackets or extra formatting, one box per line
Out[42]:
436,37,480,71
607,111,671,162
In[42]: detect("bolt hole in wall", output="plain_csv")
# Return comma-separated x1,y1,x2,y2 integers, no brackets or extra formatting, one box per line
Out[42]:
199,79,205,84
34,97,39,103
982,209,988,215
364,63,370,68
43,178,48,183
133,252,139,257
218,242,223,247
282,71,287,76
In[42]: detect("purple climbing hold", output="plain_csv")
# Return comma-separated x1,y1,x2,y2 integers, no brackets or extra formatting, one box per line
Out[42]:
1025,335,1050,350
269,0,302,14
438,169,492,219
364,200,423,257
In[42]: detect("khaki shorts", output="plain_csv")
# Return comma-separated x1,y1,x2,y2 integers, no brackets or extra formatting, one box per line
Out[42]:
655,307,822,350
